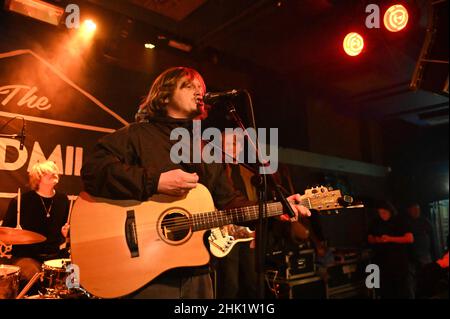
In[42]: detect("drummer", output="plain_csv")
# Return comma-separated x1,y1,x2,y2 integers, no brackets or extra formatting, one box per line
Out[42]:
0,161,70,286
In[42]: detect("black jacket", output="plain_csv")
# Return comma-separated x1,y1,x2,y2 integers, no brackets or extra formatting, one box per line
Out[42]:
81,116,249,210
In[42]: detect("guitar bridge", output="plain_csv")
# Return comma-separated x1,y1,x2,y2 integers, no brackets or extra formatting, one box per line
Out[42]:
125,210,139,258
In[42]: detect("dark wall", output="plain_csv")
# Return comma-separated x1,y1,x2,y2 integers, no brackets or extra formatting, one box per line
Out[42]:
383,121,449,206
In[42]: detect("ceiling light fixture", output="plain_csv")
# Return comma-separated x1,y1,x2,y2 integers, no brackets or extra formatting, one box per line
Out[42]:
4,0,64,26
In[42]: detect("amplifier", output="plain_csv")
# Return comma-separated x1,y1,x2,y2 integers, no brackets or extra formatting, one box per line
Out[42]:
267,249,316,280
265,275,325,299
320,260,369,288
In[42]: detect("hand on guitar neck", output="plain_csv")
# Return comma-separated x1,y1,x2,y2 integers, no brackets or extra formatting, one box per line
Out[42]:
278,193,311,222
208,186,353,258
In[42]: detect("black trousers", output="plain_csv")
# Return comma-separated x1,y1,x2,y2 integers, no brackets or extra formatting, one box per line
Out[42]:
128,270,214,299
378,273,412,299
214,243,259,299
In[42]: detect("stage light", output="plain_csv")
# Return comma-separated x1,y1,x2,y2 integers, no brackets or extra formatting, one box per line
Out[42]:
75,19,97,41
5,0,64,26
168,40,192,53
384,4,408,32
81,19,97,33
343,32,364,56
144,43,156,49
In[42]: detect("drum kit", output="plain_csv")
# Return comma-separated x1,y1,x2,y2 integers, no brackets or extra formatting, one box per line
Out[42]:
0,226,91,299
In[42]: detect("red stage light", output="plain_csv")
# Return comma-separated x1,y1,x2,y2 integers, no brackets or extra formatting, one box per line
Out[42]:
343,32,364,56
384,4,409,32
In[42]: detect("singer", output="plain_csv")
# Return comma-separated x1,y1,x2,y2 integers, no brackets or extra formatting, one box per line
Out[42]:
80,66,311,299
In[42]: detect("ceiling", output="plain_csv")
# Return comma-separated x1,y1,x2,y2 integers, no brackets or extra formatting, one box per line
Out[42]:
65,0,448,125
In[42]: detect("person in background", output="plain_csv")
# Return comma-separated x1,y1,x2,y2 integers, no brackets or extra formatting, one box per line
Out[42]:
368,200,414,299
212,130,259,299
416,249,448,298
1,161,70,287
403,202,433,298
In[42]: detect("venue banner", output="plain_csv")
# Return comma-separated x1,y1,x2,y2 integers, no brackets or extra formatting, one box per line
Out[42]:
0,50,128,220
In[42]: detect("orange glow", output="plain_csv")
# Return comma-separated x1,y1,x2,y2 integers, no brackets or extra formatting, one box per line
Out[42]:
343,32,364,56
59,20,97,63
384,4,408,32
80,19,97,37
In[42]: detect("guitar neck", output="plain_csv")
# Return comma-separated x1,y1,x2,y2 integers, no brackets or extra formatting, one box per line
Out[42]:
192,198,312,231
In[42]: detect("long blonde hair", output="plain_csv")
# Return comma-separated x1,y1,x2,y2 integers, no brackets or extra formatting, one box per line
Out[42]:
29,161,59,190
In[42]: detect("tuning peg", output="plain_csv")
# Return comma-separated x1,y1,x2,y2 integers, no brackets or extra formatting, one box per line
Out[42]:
346,200,364,209
338,195,353,206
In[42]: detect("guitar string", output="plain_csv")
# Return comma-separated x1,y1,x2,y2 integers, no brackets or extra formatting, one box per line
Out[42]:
160,211,280,231
139,208,294,234
149,202,302,233
157,199,312,228
152,199,333,234
150,213,276,233
159,213,280,231
95,198,324,235
156,201,314,232
157,199,311,225
158,202,284,227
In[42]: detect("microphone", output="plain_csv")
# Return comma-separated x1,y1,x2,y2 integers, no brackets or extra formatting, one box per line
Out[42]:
203,89,241,105
19,122,26,151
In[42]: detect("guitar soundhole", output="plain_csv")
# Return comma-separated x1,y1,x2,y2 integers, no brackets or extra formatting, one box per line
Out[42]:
160,212,191,243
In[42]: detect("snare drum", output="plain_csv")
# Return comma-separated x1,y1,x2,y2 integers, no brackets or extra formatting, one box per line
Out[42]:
0,265,20,299
41,258,71,293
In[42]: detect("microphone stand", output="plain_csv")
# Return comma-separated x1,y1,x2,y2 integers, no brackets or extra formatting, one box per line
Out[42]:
224,102,297,299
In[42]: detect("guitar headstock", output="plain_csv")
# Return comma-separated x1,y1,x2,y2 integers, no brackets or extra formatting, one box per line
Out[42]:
301,186,353,211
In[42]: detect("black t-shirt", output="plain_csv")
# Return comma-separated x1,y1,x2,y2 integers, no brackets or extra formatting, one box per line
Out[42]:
368,216,412,276
2,190,70,260
404,216,433,261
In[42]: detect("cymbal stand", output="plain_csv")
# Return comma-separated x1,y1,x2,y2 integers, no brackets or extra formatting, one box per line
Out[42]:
0,240,12,259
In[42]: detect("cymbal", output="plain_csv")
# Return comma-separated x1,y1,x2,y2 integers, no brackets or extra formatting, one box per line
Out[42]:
0,227,46,245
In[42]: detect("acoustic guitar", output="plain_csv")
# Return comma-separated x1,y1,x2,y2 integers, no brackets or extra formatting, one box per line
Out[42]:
70,184,350,298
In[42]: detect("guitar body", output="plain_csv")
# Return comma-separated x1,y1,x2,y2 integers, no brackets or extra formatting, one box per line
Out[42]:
70,184,215,298
69,183,349,298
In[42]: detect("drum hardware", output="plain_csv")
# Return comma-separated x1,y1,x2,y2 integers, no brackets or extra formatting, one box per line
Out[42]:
0,257,90,299
0,264,21,299
40,258,89,299
0,240,13,259
41,258,72,294
13,258,90,299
